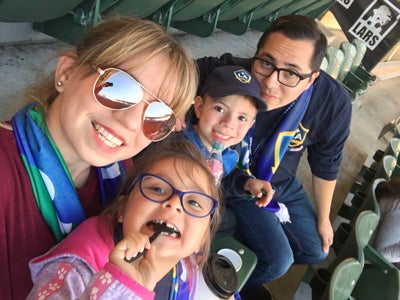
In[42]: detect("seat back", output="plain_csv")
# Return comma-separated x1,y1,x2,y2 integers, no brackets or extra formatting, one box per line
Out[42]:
216,0,269,35
395,124,400,139
320,57,328,73
355,239,400,299
334,210,379,268
374,155,397,180
325,47,345,79
307,0,335,19
385,138,400,159
325,258,363,300
103,0,171,18
338,42,357,81
275,0,320,19
170,0,226,37
355,178,385,220
351,39,368,72
296,0,334,19
249,0,294,32
251,0,293,20
0,0,83,22
218,0,268,21
171,0,225,21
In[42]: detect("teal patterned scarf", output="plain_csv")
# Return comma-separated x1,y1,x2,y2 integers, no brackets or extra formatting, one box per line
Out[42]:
12,103,126,242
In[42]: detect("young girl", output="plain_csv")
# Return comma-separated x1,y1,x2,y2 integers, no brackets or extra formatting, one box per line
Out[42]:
27,140,221,299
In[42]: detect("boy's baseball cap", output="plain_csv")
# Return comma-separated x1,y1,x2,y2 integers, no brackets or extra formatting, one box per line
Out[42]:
199,66,267,111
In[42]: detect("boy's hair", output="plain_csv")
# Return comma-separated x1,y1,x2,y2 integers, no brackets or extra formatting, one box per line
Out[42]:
26,17,197,118
104,139,221,268
256,14,327,72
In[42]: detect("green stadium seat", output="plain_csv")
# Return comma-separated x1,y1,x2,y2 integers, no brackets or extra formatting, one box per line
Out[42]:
170,0,226,37
306,0,335,19
333,210,379,267
250,0,296,32
295,0,334,20
309,258,363,300
216,0,269,35
351,39,377,86
325,47,344,80
309,210,379,300
353,246,400,300
34,0,173,45
338,42,369,95
0,0,83,22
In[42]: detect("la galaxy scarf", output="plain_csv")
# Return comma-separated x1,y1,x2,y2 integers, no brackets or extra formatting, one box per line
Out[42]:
12,103,125,242
239,85,313,221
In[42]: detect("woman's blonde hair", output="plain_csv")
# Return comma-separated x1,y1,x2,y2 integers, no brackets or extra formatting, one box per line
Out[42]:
104,139,221,269
27,17,198,117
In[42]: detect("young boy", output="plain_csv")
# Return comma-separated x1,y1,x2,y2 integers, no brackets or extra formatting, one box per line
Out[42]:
175,65,275,219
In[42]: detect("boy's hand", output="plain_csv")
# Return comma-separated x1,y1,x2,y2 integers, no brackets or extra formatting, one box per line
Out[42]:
244,178,274,207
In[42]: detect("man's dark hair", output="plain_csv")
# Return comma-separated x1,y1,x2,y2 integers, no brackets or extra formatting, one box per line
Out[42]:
256,15,327,71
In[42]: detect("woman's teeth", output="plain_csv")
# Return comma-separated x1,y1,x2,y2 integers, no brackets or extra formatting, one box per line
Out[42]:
93,122,123,148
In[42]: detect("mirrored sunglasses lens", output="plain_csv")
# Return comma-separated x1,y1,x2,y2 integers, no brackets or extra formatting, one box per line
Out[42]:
94,69,143,109
143,102,176,141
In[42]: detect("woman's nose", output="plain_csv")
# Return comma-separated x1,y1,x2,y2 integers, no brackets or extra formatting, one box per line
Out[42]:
112,101,146,131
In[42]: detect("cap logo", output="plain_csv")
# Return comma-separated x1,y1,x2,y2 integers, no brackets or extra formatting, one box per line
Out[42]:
234,70,251,84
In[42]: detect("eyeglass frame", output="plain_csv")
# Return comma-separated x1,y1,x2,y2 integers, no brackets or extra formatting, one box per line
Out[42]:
93,67,176,141
252,57,315,87
127,173,218,218
95,67,172,111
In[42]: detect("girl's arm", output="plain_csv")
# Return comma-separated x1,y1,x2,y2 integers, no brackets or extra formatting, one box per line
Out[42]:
27,258,154,300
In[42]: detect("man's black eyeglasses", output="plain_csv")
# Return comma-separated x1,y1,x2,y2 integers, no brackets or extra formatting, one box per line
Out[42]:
252,57,314,88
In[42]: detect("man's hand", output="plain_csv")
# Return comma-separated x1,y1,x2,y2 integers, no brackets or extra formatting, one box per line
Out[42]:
318,218,333,253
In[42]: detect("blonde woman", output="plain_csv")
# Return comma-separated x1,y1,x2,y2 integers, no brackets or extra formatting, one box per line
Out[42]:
0,17,197,299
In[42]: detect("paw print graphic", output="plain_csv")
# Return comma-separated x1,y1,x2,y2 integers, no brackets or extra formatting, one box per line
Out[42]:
48,282,61,291
57,267,68,279
100,272,112,285
37,290,50,300
90,286,99,300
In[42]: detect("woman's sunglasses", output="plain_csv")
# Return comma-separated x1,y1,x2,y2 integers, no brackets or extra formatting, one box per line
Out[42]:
93,67,176,141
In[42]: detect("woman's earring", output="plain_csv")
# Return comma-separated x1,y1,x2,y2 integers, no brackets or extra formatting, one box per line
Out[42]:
56,81,62,86
118,215,124,222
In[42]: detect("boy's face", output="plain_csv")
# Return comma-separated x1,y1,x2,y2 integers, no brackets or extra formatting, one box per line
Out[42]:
193,94,257,149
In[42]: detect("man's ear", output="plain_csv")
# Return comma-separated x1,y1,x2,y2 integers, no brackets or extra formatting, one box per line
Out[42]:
193,95,205,119
304,70,320,90
310,70,320,83
54,51,78,90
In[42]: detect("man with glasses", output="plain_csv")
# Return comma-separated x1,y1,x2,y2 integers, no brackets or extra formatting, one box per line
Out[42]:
197,14,352,299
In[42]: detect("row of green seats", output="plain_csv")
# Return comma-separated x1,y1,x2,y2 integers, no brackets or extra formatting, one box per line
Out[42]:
302,126,400,299
1,0,335,44
321,39,376,102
